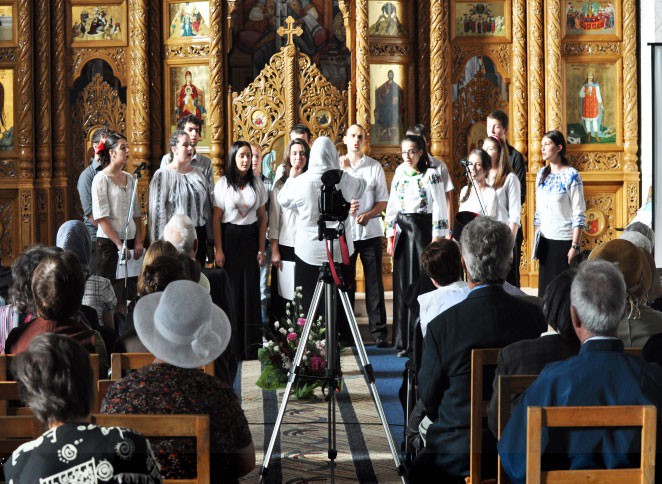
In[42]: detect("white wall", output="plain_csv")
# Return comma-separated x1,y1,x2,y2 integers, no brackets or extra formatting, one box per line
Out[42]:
640,0,657,206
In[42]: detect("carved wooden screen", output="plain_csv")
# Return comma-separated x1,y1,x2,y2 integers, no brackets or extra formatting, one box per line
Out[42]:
229,28,348,166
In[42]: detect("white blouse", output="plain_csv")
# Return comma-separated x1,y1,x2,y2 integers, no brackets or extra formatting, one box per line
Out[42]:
268,178,297,247
92,171,141,240
148,167,211,242
384,167,449,238
534,167,586,240
458,184,498,218
213,176,267,225
490,173,521,226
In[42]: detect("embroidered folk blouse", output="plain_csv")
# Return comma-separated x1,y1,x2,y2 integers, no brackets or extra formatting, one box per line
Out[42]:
534,167,586,240
92,171,142,240
213,176,267,225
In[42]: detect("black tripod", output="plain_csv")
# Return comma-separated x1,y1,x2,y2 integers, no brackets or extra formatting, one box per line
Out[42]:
259,228,406,483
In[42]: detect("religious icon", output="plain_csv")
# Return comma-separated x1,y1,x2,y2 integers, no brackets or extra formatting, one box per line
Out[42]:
167,2,210,41
0,68,14,152
565,61,619,146
0,6,14,43
564,1,616,36
175,70,206,122
453,1,509,40
583,209,605,236
368,2,407,37
70,4,126,46
370,66,406,146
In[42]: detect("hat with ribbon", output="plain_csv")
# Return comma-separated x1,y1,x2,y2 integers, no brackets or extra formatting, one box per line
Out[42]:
133,280,231,368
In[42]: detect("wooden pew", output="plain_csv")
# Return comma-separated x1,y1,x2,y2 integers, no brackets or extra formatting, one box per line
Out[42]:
526,405,656,483
110,353,214,380
91,414,211,484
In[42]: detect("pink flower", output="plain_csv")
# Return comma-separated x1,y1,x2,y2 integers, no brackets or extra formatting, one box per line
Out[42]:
287,332,298,342
297,317,306,327
309,356,326,372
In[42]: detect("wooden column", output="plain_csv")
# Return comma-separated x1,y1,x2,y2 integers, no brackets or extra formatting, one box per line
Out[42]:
209,0,225,178
528,0,545,173
429,0,451,162
34,0,53,244
52,0,68,229
417,0,431,130
511,0,528,157
545,0,563,131
128,0,150,173
148,0,162,179
622,0,639,222
355,0,370,146
17,0,35,250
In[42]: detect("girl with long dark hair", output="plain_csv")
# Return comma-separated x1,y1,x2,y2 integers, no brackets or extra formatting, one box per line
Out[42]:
458,148,498,217
268,138,309,323
213,140,268,360
385,134,449,354
534,130,586,297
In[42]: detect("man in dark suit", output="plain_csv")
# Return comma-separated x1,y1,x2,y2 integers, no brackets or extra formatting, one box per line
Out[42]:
411,217,546,483
499,260,662,484
486,269,581,435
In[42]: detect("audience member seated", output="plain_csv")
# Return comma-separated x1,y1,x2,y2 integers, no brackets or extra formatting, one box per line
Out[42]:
499,260,662,483
624,221,655,251
410,216,546,483
0,253,12,304
57,220,118,331
643,332,662,366
2,334,161,482
486,269,580,435
113,253,189,354
0,245,60,353
588,238,662,347
4,252,107,373
163,214,210,292
417,240,468,338
101,280,255,482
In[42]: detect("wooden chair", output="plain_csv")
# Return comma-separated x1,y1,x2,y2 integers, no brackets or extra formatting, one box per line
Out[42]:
526,405,657,483
467,348,500,484
110,353,214,380
94,379,113,413
0,415,42,460
496,375,538,484
91,414,211,484
0,354,100,417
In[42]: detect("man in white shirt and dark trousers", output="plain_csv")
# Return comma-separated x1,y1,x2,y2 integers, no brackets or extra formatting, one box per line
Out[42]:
340,124,389,348
160,114,214,267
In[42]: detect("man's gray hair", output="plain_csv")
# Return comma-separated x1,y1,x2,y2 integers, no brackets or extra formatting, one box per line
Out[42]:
163,214,197,255
460,216,513,283
624,221,654,250
570,260,626,335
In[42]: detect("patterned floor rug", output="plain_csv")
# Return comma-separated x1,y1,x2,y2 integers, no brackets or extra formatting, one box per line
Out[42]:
237,348,406,483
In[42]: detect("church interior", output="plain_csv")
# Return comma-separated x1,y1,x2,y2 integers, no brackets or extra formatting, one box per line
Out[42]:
1,0,661,482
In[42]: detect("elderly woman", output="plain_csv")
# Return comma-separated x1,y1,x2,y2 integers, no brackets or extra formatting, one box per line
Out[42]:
4,252,107,373
0,245,60,353
149,130,211,267
102,280,255,482
3,333,161,482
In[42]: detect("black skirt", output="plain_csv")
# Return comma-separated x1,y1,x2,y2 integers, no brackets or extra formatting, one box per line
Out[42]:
269,244,295,327
537,236,572,299
392,212,432,350
222,222,262,360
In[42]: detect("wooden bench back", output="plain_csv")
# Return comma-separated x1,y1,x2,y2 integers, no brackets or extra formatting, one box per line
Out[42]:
110,353,214,380
526,405,656,483
91,414,211,484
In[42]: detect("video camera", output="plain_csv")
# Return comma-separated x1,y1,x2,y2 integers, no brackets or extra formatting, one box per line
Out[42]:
319,169,350,222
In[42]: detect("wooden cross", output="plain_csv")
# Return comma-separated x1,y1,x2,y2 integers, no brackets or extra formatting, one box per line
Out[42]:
277,16,303,46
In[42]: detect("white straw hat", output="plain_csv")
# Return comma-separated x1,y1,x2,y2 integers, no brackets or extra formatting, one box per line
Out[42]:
134,280,231,368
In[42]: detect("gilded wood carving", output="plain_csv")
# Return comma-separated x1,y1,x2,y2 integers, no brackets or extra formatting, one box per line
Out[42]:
209,0,224,175
35,0,52,180
527,0,544,172
356,0,370,143
545,0,563,131
71,49,127,86
17,0,33,180
128,0,149,171
52,0,67,179
511,0,527,156
417,0,430,130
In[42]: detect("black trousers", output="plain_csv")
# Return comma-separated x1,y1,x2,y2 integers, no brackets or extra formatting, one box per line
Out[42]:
195,225,207,267
348,237,387,339
506,226,523,288
295,255,353,344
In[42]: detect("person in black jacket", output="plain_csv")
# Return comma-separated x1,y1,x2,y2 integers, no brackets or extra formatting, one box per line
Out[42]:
411,216,546,483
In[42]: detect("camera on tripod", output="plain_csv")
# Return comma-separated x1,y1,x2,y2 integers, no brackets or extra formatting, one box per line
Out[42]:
319,169,350,222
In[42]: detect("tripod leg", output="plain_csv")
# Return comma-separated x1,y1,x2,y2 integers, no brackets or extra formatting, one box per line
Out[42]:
338,288,408,483
324,281,338,482
259,279,325,483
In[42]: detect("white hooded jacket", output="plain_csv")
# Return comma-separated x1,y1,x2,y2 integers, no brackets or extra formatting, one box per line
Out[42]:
278,137,366,265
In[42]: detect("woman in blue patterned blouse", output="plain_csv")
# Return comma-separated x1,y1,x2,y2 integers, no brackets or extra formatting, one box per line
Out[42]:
534,130,586,298
385,134,449,355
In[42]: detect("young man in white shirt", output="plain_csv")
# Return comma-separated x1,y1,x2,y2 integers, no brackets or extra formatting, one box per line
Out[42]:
160,114,214,267
340,124,389,347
